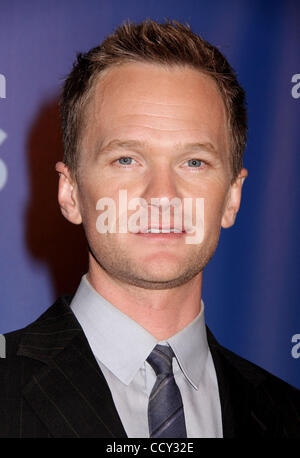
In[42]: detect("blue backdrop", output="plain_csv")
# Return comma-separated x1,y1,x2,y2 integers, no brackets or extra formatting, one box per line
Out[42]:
0,0,299,389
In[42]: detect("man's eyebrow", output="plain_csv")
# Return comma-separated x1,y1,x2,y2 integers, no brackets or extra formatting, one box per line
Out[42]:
182,142,220,156
97,139,220,157
98,139,147,154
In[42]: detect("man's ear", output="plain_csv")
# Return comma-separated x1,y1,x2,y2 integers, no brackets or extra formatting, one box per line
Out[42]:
221,168,248,229
55,161,82,225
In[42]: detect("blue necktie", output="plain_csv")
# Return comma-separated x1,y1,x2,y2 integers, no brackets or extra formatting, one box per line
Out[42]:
146,344,187,438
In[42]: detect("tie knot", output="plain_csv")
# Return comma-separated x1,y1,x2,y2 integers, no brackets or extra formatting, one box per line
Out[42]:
146,344,174,376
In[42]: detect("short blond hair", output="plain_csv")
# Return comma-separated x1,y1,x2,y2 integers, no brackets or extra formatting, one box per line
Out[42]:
61,19,247,182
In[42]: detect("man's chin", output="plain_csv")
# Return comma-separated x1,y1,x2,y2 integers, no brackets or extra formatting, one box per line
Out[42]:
89,243,207,289
114,266,201,290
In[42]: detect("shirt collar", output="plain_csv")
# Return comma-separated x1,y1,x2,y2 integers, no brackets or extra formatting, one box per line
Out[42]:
165,309,208,390
70,275,208,389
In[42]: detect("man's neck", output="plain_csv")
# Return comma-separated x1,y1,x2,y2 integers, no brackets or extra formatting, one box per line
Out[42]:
86,260,203,340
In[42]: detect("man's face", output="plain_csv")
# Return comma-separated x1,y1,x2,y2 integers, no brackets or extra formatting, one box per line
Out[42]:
64,62,245,289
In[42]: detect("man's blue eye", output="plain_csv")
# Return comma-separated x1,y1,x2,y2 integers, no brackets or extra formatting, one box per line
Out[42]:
118,157,133,165
188,159,202,167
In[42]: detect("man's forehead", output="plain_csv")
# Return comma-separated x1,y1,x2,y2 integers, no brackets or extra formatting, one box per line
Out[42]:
80,61,230,163
89,62,226,115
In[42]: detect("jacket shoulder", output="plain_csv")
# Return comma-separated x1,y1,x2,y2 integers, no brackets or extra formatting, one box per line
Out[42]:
0,294,75,383
207,327,299,393
0,295,76,437
208,330,300,436
1,295,74,357
225,344,298,393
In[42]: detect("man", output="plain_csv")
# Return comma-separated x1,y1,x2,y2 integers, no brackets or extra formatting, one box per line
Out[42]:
0,20,299,438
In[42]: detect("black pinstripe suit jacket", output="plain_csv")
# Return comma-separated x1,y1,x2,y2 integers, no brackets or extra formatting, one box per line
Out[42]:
0,295,299,438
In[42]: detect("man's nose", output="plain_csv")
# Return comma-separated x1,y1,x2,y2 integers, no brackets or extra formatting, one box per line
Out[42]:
141,167,181,209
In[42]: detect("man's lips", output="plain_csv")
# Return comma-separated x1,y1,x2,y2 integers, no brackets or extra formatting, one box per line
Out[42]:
135,232,186,239
134,226,187,239
138,224,186,233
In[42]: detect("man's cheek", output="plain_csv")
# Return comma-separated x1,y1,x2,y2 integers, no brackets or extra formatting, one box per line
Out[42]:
204,199,224,231
185,197,205,245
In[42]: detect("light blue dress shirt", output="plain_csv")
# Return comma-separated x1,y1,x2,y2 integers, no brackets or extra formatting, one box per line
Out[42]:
70,275,223,438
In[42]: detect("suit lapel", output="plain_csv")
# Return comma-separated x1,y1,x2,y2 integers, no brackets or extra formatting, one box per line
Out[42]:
207,330,250,438
17,296,289,438
206,327,285,438
17,296,127,438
